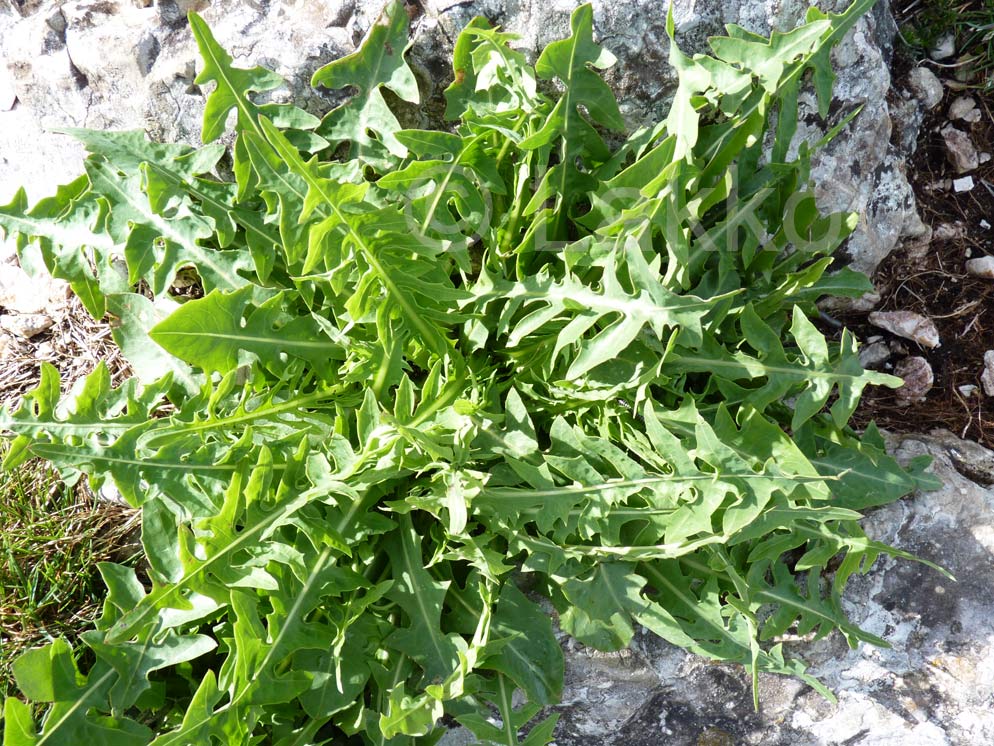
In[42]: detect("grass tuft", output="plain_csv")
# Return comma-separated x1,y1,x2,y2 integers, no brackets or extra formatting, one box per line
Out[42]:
0,443,142,700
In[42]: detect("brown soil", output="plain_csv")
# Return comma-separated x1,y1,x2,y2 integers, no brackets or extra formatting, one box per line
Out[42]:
838,82,994,448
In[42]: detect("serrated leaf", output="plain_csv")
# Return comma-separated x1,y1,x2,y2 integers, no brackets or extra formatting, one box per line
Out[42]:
188,12,283,143
518,4,623,225
86,158,250,295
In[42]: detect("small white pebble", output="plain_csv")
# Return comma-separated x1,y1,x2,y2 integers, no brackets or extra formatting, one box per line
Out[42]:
949,95,978,120
859,341,891,368
930,33,956,61
954,176,975,192
982,350,994,397
966,256,994,279
981,219,991,230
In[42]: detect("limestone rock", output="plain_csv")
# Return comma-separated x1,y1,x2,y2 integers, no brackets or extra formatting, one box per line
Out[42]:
894,355,933,404
869,311,941,349
907,66,943,110
982,351,994,397
0,59,16,111
134,29,160,77
953,175,975,193
930,32,956,61
889,94,924,153
942,126,979,173
0,263,68,314
0,263,45,313
0,311,53,338
174,0,209,13
859,340,891,368
948,95,981,123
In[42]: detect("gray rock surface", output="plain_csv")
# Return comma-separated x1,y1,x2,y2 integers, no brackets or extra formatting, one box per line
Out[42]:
929,33,956,62
942,125,979,174
859,340,891,368
948,95,981,123
894,355,933,404
869,310,941,349
0,310,53,337
907,66,944,110
0,0,923,275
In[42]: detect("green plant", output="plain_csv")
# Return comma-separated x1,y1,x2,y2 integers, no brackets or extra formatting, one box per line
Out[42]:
899,0,960,50
0,2,946,744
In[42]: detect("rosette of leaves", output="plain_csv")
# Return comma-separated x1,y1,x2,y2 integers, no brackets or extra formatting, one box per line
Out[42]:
0,2,946,744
